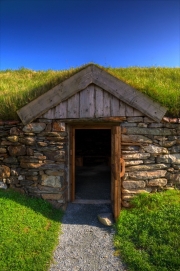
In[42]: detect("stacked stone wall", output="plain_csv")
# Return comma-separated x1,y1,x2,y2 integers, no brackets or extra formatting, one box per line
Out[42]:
0,119,67,209
121,117,180,207
0,116,180,210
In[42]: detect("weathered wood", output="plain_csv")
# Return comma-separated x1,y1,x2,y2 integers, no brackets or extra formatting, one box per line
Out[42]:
111,126,121,220
103,91,111,116
17,64,167,124
80,85,95,118
111,96,120,116
67,93,79,118
125,103,134,116
56,117,126,123
91,65,167,122
95,85,104,117
17,65,94,124
70,127,75,201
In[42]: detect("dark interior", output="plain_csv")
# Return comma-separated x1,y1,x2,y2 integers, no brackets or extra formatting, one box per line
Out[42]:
75,129,111,200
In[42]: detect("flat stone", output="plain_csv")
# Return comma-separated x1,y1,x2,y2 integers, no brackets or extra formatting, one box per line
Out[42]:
122,134,152,143
0,148,6,153
166,172,180,183
128,170,167,180
3,157,18,164
157,154,180,164
123,181,146,189
126,164,168,172
18,157,40,163
19,137,36,145
22,123,46,133
122,145,140,151
26,148,34,155
142,144,168,154
41,175,62,188
0,182,7,189
171,145,180,153
40,163,65,170
173,164,180,170
124,127,175,136
122,188,151,194
159,141,176,147
7,136,19,142
148,123,163,128
38,185,62,192
8,145,26,156
41,193,63,200
52,121,65,131
125,160,143,166
20,162,41,169
122,201,131,208
46,137,65,142
43,150,65,161
122,153,150,160
37,142,48,147
10,127,23,135
39,132,61,137
97,213,114,226
127,117,144,122
0,165,10,178
45,170,64,176
148,178,167,187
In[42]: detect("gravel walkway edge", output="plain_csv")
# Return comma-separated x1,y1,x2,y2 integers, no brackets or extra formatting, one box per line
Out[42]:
49,203,126,271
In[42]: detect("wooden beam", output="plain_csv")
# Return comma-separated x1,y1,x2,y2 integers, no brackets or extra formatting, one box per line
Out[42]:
17,64,167,124
91,65,167,122
17,65,94,124
57,117,126,123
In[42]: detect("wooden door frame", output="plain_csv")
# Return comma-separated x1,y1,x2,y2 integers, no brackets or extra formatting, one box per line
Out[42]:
69,124,121,219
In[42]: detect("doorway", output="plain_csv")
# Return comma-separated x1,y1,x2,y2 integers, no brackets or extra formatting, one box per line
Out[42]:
75,129,111,201
69,125,121,220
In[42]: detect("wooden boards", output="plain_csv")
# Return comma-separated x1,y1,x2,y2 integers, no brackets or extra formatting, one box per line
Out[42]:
17,64,167,124
42,85,143,119
111,126,121,220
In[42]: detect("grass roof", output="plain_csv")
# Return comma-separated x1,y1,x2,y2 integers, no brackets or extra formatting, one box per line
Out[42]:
0,64,180,120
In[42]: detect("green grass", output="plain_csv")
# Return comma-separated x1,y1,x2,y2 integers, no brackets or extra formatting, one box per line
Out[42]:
114,190,180,271
0,64,180,120
0,189,63,271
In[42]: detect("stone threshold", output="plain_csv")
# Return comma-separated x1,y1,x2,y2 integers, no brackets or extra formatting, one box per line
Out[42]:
72,199,111,204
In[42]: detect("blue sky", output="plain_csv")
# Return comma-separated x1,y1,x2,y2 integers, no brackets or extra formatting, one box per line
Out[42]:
0,0,179,70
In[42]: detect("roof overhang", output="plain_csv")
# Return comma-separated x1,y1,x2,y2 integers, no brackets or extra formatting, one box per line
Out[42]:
17,64,167,124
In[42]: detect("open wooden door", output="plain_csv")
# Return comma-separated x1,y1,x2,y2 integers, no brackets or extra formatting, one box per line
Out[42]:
69,126,75,201
111,126,121,221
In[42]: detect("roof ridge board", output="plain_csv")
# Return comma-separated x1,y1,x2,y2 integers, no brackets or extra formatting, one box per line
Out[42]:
17,65,93,124
91,65,167,122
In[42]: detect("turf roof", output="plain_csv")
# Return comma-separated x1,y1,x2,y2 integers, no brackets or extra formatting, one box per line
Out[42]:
0,64,180,120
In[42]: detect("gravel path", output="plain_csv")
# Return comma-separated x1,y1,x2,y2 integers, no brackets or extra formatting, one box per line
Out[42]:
49,203,126,271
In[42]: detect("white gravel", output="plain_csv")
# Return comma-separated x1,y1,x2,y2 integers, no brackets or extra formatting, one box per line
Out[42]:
49,203,126,271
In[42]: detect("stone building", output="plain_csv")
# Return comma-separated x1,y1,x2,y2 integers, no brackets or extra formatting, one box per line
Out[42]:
0,64,180,219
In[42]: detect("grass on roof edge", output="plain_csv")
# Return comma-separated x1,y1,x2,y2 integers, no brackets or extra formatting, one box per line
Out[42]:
0,63,180,120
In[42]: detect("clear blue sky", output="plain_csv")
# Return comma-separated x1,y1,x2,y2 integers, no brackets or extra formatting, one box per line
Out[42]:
0,0,179,70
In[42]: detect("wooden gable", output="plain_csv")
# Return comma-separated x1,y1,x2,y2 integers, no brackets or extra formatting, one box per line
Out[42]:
41,84,143,119
17,64,167,124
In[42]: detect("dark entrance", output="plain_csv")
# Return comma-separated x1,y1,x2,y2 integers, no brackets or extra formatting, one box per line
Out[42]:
75,129,111,200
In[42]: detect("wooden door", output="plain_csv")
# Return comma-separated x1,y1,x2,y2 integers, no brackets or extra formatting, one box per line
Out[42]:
111,126,121,220
70,126,75,201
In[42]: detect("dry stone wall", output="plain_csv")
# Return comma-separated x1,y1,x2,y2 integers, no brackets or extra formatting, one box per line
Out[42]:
0,116,180,210
0,119,68,209
121,117,180,207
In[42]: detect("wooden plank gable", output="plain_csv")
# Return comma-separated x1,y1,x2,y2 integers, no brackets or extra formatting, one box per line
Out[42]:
17,64,167,124
42,84,143,119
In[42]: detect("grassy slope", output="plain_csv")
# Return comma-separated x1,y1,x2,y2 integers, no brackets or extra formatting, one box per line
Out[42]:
0,189,63,271
114,190,180,271
0,64,179,120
